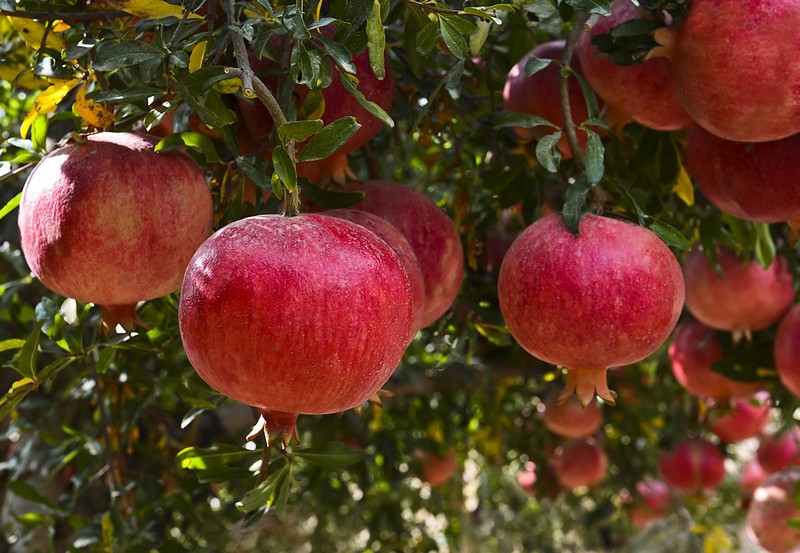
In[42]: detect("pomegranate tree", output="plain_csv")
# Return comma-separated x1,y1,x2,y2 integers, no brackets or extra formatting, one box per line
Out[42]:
757,428,800,474
18,132,213,332
550,438,608,489
577,0,691,131
708,394,771,443
775,304,800,398
178,214,414,444
658,438,726,494
498,213,684,405
683,247,794,336
542,394,603,439
747,472,800,553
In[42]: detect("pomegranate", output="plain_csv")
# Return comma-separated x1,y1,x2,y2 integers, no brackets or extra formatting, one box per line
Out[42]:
178,214,413,444
775,304,800,398
747,472,800,553
577,0,691,131
542,393,603,439
18,132,213,332
416,449,457,487
629,478,671,528
517,461,538,495
757,428,800,474
664,0,800,142
686,126,800,223
708,394,771,443
740,458,769,498
683,247,794,335
668,320,764,400
550,438,608,489
344,180,464,327
658,438,726,494
503,41,593,159
498,213,684,405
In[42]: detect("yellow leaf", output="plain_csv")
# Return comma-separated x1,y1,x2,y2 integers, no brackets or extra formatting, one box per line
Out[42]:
107,0,202,20
20,78,82,139
188,40,207,73
52,22,71,33
703,525,733,553
0,63,48,90
74,86,115,129
7,16,66,51
212,77,242,94
672,161,695,206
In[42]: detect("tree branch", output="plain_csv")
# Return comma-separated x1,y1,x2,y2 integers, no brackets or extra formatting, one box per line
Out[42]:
0,9,128,21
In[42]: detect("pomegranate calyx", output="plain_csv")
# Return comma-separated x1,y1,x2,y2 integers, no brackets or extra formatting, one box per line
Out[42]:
247,410,299,448
557,367,616,407
100,304,150,335
645,27,675,61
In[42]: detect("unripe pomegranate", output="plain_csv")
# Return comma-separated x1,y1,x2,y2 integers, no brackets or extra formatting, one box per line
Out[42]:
503,41,593,159
542,394,603,439
669,321,764,400
683,247,794,335
551,438,608,489
667,0,800,142
416,449,457,487
178,214,413,444
577,0,691,131
775,304,800,398
498,213,684,405
686,126,800,223
18,132,213,332
708,394,771,443
344,180,464,328
740,458,769,498
658,438,726,494
747,472,800,553
757,428,800,474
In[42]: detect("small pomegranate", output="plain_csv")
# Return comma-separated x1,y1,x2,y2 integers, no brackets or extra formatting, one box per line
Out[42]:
683,247,794,336
775,304,800,398
747,472,800,553
517,461,538,495
669,321,764,400
416,449,457,487
658,438,726,494
542,394,603,439
708,394,771,443
178,214,413,444
740,458,769,498
498,213,684,405
629,478,671,528
757,428,800,474
551,438,608,489
686,126,800,223
577,0,691,131
18,132,213,332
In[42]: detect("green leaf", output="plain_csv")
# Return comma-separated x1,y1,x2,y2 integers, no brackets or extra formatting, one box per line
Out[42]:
366,0,386,80
584,129,604,184
272,145,297,192
8,481,55,509
524,55,551,77
648,220,691,251
294,442,367,467
495,112,558,130
572,71,601,121
93,86,165,104
441,14,477,35
155,132,221,164
444,60,464,100
298,117,360,162
338,72,394,128
15,320,45,380
177,84,237,128
463,7,502,25
93,41,163,72
317,37,356,74
299,182,364,208
535,132,562,173
176,445,256,471
417,19,438,56
181,67,233,95
564,0,612,15
31,113,47,153
278,120,324,145
439,16,467,60
562,177,591,235
0,378,36,422
469,19,491,56
0,192,21,223
236,156,277,197
610,18,660,38
236,465,289,512
0,339,25,353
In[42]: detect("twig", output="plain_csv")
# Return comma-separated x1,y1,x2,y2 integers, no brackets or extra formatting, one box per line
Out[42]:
559,12,589,170
166,0,198,51
0,163,34,186
0,9,128,21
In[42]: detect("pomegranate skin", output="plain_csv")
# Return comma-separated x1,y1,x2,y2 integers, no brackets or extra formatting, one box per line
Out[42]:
658,438,726,494
708,395,771,443
19,132,213,330
757,428,800,474
747,472,800,553
671,0,800,142
669,321,764,400
345,180,464,328
498,213,684,405
740,458,769,497
178,214,413,420
683,247,795,335
551,438,608,489
577,0,691,131
543,394,603,439
775,304,800,398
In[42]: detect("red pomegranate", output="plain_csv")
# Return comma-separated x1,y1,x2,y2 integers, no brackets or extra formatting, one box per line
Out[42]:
708,394,771,443
658,438,726,494
178,214,413,444
416,449,457,487
668,320,764,400
498,213,684,405
551,438,608,489
629,478,671,528
666,0,800,142
542,394,603,439
18,132,213,332
775,304,800,398
757,428,800,474
747,472,800,553
740,458,769,498
686,126,800,223
503,41,593,159
683,247,794,335
577,0,691,131
344,180,464,328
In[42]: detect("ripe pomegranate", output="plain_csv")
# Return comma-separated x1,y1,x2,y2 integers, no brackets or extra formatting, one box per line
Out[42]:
178,214,414,444
757,428,800,474
550,438,608,489
503,41,593,159
683,247,794,335
775,304,800,398
416,449,457,487
324,209,425,337
344,180,464,327
747,472,800,553
658,438,726,494
664,0,800,142
498,213,684,405
686,126,800,223
708,394,771,443
542,393,603,439
669,321,764,400
629,478,671,528
577,0,691,131
18,132,213,332
740,458,769,498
